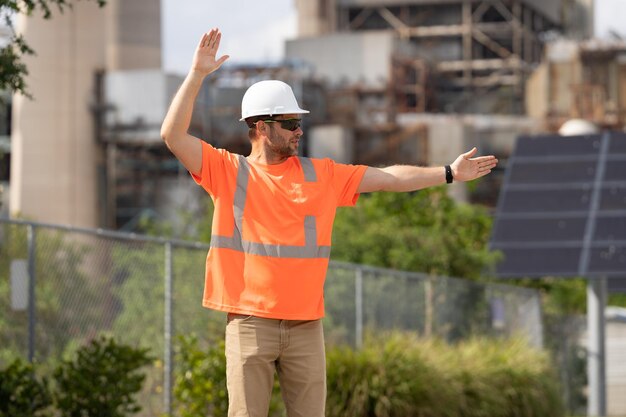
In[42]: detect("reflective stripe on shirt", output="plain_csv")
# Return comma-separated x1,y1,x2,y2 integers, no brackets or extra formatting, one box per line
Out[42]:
209,156,331,259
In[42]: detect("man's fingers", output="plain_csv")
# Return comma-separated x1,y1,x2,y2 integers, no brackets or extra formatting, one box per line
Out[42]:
200,28,217,48
211,32,222,51
198,28,224,55
463,147,478,158
470,155,497,163
202,28,214,48
478,159,497,167
216,55,230,66
209,29,220,49
199,33,208,48
476,164,496,173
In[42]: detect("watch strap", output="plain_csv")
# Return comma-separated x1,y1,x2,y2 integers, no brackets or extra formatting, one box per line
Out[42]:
445,165,453,184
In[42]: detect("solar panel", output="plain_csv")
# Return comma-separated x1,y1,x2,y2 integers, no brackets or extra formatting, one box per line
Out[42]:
514,134,602,156
609,277,626,293
509,160,597,183
493,217,587,242
490,132,626,291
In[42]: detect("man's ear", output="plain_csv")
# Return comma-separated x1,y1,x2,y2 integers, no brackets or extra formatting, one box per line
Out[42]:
256,120,269,136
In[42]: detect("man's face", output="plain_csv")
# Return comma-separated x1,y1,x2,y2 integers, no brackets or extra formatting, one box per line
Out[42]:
265,114,303,158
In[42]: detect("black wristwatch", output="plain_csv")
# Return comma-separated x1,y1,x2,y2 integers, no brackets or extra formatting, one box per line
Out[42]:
445,165,453,184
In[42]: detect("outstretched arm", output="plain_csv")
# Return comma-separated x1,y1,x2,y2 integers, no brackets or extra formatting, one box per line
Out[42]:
357,148,498,193
160,28,229,176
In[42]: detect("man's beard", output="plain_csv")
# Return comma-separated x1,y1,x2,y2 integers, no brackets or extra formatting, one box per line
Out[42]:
268,131,297,158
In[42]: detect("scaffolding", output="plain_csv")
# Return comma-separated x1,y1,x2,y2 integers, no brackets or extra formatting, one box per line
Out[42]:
303,0,560,114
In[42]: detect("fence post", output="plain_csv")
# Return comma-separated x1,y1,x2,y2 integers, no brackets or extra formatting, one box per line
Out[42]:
424,276,433,338
164,241,173,416
27,224,36,363
355,267,363,349
587,277,607,417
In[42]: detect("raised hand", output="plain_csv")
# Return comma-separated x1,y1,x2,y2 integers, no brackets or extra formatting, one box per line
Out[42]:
450,147,498,182
191,28,230,76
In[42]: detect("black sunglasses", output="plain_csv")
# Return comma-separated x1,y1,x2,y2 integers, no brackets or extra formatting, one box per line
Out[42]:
259,118,302,131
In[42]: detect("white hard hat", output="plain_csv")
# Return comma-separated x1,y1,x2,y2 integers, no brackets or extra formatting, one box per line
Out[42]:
240,80,309,121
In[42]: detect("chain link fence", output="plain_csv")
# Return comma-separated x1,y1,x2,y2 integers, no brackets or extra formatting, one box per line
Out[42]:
1,218,551,416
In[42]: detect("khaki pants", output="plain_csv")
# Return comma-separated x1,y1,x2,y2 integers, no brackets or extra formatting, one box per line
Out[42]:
225,314,326,417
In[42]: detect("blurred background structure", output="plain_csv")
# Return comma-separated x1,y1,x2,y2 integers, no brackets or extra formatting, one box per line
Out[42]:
2,0,625,231
1,0,626,415
6,0,163,229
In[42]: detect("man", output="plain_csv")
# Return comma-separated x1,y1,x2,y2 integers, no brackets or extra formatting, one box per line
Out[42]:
161,28,498,417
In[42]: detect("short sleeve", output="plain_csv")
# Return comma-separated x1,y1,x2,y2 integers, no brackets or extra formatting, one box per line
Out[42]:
191,141,232,196
330,160,368,207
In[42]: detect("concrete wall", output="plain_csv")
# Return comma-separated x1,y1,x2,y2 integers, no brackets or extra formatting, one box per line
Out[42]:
525,40,583,120
286,31,395,88
524,39,626,123
10,2,108,227
562,0,594,39
526,62,549,119
308,125,354,163
397,113,539,157
105,70,182,141
10,0,161,228
607,320,626,416
106,0,161,70
396,113,539,202
295,0,335,37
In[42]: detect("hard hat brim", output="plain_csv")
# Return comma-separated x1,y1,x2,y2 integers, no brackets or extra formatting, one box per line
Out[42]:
239,109,310,122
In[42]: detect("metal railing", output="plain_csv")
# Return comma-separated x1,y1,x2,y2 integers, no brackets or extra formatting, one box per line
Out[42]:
0,217,543,416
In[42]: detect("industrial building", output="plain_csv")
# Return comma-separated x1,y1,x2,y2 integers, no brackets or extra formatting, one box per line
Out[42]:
4,0,624,229
291,0,562,114
188,0,598,207
527,37,626,131
7,0,162,228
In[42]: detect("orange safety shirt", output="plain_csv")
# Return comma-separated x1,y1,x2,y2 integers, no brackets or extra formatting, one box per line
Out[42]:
192,141,367,320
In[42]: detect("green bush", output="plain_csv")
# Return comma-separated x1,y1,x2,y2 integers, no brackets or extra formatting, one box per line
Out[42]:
0,358,52,417
0,337,152,417
53,336,153,417
174,335,229,417
326,336,458,417
174,332,563,417
174,334,285,417
332,189,500,280
327,333,564,417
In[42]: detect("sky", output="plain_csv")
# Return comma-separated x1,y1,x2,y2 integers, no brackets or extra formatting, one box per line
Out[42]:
594,0,626,39
161,0,625,76
161,0,297,74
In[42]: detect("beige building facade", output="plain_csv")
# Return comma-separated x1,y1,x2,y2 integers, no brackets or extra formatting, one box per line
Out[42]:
9,0,161,227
